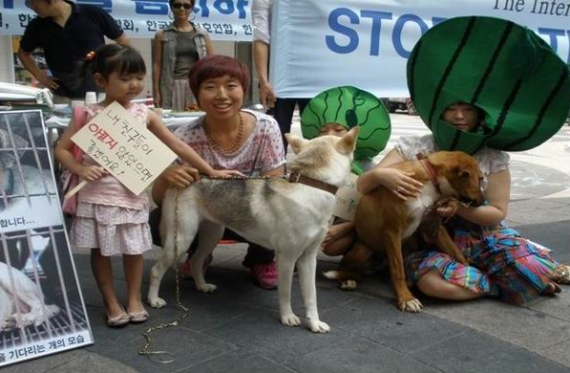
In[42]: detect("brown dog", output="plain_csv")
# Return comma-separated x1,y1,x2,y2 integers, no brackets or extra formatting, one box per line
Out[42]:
335,151,484,312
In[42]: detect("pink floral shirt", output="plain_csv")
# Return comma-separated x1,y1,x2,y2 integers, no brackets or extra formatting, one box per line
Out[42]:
173,109,286,175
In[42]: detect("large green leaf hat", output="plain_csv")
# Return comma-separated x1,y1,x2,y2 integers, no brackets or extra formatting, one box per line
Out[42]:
301,85,391,174
407,16,570,154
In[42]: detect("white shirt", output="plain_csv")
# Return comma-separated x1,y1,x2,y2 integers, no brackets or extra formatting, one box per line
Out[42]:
252,0,272,44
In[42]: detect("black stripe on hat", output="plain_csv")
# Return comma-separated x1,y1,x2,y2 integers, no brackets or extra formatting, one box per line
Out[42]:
428,17,477,128
487,79,523,141
333,87,343,123
503,69,569,150
471,22,515,104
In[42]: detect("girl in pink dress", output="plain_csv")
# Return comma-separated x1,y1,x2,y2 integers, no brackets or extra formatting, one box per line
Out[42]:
55,44,240,327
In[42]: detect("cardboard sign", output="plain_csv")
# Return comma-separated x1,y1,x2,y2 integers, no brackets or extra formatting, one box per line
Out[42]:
332,173,362,222
71,102,177,195
0,110,93,368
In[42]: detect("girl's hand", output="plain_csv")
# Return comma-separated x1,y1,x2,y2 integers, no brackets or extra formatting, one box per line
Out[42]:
435,198,461,219
382,168,423,200
322,224,345,246
208,169,245,178
80,165,107,181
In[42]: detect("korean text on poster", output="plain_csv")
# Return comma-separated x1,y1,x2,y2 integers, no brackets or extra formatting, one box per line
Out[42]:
70,102,177,195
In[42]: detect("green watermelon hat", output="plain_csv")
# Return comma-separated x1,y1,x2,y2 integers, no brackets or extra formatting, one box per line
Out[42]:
407,16,570,154
301,85,391,174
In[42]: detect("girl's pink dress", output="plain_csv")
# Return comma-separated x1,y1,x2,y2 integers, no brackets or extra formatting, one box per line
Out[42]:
70,103,152,256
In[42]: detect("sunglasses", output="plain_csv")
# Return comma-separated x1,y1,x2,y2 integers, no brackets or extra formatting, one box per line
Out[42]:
171,3,192,10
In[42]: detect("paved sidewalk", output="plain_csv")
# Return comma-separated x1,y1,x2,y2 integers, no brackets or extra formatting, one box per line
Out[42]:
3,115,570,373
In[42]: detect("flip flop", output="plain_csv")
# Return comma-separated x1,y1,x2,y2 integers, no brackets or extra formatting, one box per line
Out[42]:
107,310,129,328
552,264,570,285
128,309,149,324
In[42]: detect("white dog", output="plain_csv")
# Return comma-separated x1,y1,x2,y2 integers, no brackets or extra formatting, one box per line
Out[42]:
147,127,359,333
0,260,60,331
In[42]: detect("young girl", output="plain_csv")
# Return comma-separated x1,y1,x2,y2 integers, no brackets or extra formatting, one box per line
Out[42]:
55,44,239,327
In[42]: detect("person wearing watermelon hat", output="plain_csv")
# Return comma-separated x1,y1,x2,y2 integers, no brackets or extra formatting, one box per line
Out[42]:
301,85,396,260
357,16,570,306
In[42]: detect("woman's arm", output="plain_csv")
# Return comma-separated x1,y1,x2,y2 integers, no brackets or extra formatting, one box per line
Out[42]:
151,165,200,206
147,111,244,177
357,148,423,198
260,165,285,177
204,32,214,55
449,169,510,226
151,31,163,108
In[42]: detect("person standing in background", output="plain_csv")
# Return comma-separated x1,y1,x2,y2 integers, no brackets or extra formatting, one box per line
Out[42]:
251,0,310,148
152,0,213,112
18,0,129,101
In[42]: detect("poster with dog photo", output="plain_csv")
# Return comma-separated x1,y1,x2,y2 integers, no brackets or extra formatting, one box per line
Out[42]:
0,110,93,367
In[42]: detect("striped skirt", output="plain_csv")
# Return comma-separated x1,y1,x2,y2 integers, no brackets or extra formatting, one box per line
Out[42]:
405,220,558,305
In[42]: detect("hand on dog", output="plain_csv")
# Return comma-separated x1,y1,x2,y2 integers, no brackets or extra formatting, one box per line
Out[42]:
381,169,423,200
80,165,108,181
208,169,246,179
164,165,201,188
435,198,460,219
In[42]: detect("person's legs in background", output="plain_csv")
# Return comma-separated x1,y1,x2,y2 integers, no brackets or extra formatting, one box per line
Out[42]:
272,98,310,150
224,230,277,290
149,207,276,289
272,98,297,149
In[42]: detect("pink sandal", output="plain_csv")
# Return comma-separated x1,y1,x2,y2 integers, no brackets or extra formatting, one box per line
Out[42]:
107,310,129,328
127,309,149,324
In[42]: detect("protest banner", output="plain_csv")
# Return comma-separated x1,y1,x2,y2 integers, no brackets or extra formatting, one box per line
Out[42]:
0,110,93,368
271,0,570,98
0,0,253,41
70,102,177,196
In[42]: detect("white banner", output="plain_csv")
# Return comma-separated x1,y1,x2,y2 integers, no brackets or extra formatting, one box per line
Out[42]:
0,0,253,41
271,0,570,98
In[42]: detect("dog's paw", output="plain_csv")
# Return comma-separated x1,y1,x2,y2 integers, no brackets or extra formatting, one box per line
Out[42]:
308,320,330,333
196,283,217,293
322,270,339,280
398,298,423,313
281,313,301,327
340,279,358,291
148,297,167,308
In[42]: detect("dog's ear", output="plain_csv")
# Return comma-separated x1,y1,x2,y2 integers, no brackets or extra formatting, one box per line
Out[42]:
285,133,309,155
336,127,359,154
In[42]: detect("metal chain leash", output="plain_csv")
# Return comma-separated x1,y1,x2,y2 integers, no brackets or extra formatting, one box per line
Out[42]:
139,191,190,364
138,174,290,362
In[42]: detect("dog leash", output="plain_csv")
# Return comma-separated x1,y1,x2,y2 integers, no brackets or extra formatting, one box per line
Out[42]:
416,153,441,194
203,173,338,195
139,190,190,364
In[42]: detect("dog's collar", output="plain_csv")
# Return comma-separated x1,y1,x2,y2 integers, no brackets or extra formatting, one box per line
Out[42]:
288,172,338,195
417,154,441,194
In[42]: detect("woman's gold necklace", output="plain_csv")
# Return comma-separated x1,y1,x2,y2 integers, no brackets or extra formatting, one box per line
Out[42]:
205,113,244,155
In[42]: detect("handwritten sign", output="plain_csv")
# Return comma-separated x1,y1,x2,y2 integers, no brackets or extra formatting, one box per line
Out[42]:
71,102,177,195
332,173,362,222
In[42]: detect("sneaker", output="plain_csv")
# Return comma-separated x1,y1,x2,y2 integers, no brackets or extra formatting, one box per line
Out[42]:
250,261,278,290
179,253,213,280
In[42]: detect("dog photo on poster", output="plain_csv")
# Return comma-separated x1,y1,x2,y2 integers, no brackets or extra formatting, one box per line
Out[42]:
0,110,93,367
